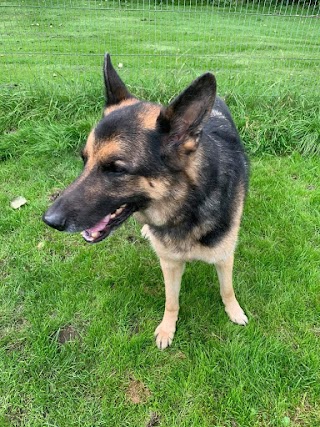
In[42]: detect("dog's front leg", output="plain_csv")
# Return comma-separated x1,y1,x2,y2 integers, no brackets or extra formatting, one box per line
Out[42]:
215,253,248,325
155,258,185,350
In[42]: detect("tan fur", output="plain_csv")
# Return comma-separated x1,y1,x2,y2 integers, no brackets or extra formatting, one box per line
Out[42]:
83,130,95,160
141,183,247,349
184,151,201,185
215,253,247,325
135,181,189,227
183,137,198,153
71,133,121,196
138,104,161,130
138,177,170,201
142,186,244,264
154,258,185,349
83,129,121,170
103,98,139,116
135,147,208,227
94,140,121,162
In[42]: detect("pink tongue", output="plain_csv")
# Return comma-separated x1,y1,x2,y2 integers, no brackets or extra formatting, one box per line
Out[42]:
85,214,111,233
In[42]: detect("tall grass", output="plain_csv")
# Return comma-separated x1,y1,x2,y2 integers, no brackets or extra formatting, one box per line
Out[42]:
1,81,319,160
1,0,319,159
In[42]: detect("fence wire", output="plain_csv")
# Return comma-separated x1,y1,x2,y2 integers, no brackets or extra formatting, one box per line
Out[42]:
0,1,319,98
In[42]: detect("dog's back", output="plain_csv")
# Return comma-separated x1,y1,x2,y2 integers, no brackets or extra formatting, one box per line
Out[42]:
192,96,249,247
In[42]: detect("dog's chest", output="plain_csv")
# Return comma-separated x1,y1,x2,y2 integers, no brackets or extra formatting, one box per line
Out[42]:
141,224,238,265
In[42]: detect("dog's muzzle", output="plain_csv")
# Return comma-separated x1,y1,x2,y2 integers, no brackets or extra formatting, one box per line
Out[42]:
43,207,67,231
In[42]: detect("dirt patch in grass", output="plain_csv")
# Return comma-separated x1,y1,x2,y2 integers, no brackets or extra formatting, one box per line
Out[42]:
126,377,151,404
128,316,141,337
56,325,81,344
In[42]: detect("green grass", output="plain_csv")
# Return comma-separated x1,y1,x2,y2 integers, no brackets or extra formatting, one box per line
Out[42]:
1,153,319,427
0,1,319,157
1,2,320,426
1,0,320,99
1,83,319,159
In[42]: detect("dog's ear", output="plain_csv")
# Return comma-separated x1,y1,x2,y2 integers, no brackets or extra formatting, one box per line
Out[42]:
157,73,216,154
103,53,133,106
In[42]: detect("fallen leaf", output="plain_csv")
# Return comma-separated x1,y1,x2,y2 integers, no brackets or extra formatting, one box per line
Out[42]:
10,196,27,209
282,416,291,426
37,241,45,250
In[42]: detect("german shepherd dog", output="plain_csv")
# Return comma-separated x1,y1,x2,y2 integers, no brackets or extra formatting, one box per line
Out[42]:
43,54,249,349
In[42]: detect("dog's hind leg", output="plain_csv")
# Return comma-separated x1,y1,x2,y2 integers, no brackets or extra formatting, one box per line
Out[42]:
155,258,185,350
215,253,248,325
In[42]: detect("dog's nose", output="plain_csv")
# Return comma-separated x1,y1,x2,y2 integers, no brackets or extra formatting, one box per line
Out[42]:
43,210,67,231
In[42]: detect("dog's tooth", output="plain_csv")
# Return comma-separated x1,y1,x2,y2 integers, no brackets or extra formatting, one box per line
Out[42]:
91,231,100,239
116,207,123,215
110,213,116,219
120,204,127,208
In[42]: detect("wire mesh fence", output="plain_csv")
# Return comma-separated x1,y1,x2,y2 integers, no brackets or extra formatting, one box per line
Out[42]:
1,0,319,98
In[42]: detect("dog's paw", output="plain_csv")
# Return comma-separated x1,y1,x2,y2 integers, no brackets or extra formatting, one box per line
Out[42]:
154,323,175,350
225,302,248,326
141,224,150,240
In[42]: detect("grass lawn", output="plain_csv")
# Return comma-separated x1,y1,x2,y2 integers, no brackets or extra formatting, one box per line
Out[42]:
1,2,320,426
1,152,319,427
1,0,320,99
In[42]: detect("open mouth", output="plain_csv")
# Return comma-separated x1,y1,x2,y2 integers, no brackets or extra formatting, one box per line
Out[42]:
81,203,135,243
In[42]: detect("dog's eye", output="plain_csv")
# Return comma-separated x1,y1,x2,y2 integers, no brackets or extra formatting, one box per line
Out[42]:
101,161,127,175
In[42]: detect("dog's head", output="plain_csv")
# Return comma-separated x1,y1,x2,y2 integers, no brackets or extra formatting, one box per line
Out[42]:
43,54,216,243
